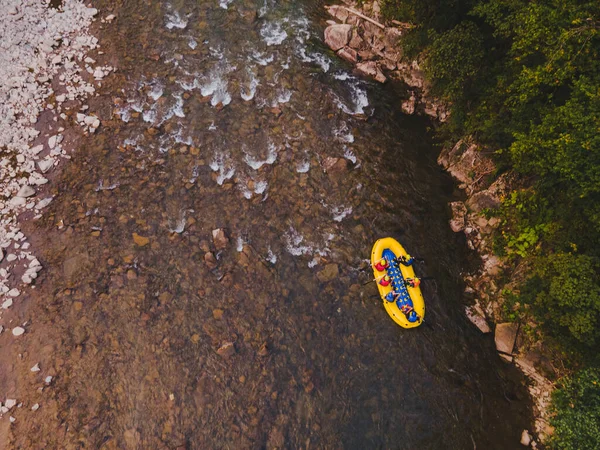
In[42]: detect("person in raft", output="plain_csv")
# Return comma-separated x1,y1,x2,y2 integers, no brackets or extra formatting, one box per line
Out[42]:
405,277,421,288
373,258,389,272
384,291,419,322
379,275,391,287
396,254,415,266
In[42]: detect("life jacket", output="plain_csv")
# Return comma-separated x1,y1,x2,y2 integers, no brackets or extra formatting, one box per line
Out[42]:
374,259,389,272
400,304,413,315
379,275,391,287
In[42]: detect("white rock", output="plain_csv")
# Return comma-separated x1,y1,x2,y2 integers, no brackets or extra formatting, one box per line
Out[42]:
92,118,100,128
4,399,16,409
10,197,27,206
31,403,40,411
36,197,53,209
105,14,116,22
16,185,35,198
521,429,532,446
45,376,53,384
30,363,40,372
12,327,25,336
37,158,55,173
2,298,13,309
84,115,96,125
9,416,15,423
6,254,17,262
7,288,20,297
0,249,3,262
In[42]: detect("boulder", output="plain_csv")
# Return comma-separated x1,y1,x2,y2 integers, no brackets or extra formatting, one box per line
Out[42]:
356,61,386,83
317,264,339,282
16,185,35,198
449,201,467,232
337,46,357,64
324,24,353,51
349,31,364,49
401,93,417,115
520,429,532,446
495,322,518,355
326,5,350,22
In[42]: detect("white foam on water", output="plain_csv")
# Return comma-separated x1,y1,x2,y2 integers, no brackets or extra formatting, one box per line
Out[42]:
331,205,353,222
165,11,188,30
297,47,330,72
131,102,144,113
254,180,268,194
243,142,278,170
209,151,236,185
172,93,185,117
260,21,288,46
272,89,292,106
200,67,232,107
333,71,350,81
219,0,234,9
296,161,310,173
343,146,357,164
117,106,132,122
266,247,277,264
148,82,164,101
95,180,119,191
236,236,244,252
209,122,217,130
189,165,200,183
250,50,274,66
142,105,157,123
241,70,259,101
283,227,313,256
333,122,354,143
334,80,369,115
188,38,198,49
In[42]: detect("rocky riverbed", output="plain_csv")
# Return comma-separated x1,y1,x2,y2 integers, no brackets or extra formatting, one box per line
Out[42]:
0,0,534,448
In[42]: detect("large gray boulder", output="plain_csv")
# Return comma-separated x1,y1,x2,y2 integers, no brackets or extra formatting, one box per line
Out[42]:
495,322,518,354
324,24,353,51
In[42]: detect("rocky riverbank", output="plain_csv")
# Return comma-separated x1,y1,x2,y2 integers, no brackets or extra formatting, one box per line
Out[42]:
323,1,554,446
0,0,113,436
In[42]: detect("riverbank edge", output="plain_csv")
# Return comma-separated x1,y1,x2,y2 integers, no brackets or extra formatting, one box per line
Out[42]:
322,2,553,446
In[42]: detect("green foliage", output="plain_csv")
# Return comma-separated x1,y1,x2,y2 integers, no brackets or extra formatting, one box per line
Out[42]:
549,368,600,450
520,253,600,347
424,22,485,101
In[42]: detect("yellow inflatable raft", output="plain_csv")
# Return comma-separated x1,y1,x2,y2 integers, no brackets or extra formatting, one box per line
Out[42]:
371,237,425,329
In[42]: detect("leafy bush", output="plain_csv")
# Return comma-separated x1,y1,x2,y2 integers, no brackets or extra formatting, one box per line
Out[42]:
550,368,600,450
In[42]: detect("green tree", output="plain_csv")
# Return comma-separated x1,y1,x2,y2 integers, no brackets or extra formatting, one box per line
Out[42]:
550,368,600,450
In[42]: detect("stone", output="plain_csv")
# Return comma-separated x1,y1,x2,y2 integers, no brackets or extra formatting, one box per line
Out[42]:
31,403,40,411
322,157,348,176
324,24,353,51
212,228,229,250
349,31,364,49
337,46,357,64
495,322,518,355
31,363,40,372
317,264,339,282
204,252,218,270
216,341,235,359
2,299,13,309
401,93,416,115
37,158,55,173
520,429,532,446
7,288,20,297
12,327,25,337
449,201,467,232
4,399,16,410
16,185,35,198
326,5,349,22
356,61,386,83
132,233,150,246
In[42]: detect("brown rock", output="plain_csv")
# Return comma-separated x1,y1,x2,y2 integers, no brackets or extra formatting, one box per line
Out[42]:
322,157,348,176
337,46,357,64
317,264,339,282
132,233,150,247
349,31,364,49
212,228,229,250
324,24,353,51
356,61,386,83
204,252,218,270
401,92,417,115
217,342,236,359
449,201,467,233
495,323,518,355
326,5,349,22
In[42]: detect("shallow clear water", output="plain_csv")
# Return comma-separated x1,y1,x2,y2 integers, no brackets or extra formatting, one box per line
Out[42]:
10,0,532,448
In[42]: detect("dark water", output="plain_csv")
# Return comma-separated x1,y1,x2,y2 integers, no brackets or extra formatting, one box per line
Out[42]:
9,0,532,448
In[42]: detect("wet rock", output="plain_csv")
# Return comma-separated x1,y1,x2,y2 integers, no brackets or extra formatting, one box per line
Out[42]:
217,341,235,359
449,201,467,232
322,157,348,176
356,61,386,83
12,327,25,337
212,228,229,250
317,264,339,282
132,233,150,247
337,46,357,64
324,24,353,51
204,252,218,270
495,322,518,355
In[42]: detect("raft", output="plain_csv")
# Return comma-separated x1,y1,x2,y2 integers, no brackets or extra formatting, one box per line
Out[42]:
371,237,425,329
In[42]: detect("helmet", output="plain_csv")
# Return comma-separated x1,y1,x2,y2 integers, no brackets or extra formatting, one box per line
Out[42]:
381,258,387,265
383,275,390,281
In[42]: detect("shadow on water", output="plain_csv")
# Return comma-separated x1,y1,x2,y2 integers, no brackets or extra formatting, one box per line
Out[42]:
9,0,532,448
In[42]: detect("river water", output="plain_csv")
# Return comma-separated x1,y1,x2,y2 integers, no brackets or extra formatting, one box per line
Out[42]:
6,0,532,448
